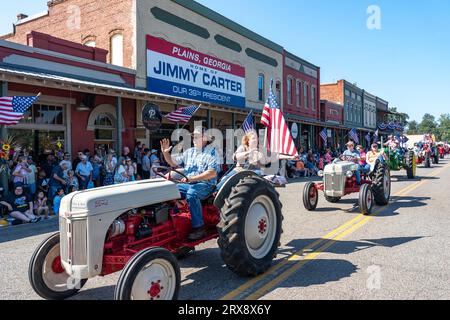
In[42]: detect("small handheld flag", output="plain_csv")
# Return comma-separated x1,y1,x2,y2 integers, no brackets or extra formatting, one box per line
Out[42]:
0,94,40,126
349,128,360,144
165,105,200,124
319,128,328,146
365,132,372,144
242,111,254,134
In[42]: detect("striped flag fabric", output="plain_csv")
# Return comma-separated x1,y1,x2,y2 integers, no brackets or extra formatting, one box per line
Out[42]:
261,83,298,157
0,95,40,125
349,128,360,144
242,111,254,133
319,128,328,146
373,129,379,143
365,132,372,144
164,105,200,123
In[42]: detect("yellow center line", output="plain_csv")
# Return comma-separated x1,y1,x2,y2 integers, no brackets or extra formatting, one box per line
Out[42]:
220,161,450,300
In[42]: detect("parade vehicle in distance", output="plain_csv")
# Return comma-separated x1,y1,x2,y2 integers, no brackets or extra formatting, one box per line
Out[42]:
383,147,416,179
28,168,283,300
303,155,391,215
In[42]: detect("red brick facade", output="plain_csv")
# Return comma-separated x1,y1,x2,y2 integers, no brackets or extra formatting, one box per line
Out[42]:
320,81,345,105
2,0,134,68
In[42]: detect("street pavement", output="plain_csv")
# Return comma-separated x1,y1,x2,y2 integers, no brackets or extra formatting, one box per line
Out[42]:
1,158,449,300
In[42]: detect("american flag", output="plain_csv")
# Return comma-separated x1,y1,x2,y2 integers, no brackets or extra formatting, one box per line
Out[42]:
0,95,39,125
373,130,379,143
165,105,199,123
261,83,298,157
349,128,360,144
242,111,254,133
319,128,328,146
365,132,372,144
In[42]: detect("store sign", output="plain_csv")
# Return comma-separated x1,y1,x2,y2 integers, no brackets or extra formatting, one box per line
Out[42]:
142,103,162,132
147,35,246,108
291,123,299,139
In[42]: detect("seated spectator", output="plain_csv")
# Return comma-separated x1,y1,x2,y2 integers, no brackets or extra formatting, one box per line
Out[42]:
36,170,49,196
65,170,79,193
1,184,41,224
53,187,65,216
34,191,49,220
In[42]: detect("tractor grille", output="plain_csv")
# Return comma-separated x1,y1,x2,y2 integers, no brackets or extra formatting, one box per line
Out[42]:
59,217,87,266
324,173,344,196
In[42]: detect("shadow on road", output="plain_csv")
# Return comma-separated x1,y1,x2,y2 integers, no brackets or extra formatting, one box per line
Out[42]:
374,196,430,217
0,218,58,244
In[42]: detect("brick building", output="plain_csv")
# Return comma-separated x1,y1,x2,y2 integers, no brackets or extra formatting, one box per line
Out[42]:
283,50,321,150
320,100,345,150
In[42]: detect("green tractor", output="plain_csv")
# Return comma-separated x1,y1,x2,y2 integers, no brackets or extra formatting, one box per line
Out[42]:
383,147,416,179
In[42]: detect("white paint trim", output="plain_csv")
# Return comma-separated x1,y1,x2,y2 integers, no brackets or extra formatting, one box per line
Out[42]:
86,104,125,133
8,90,76,105
0,39,136,74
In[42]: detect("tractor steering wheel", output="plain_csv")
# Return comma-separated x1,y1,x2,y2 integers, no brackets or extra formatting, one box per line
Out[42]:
152,166,191,183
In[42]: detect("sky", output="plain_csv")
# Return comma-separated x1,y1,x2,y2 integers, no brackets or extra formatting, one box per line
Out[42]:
0,0,449,122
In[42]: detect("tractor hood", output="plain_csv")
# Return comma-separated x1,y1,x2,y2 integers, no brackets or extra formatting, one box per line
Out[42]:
324,161,358,174
60,179,181,218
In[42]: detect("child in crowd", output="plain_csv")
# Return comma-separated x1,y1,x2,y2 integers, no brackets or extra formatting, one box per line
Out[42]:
36,170,49,196
52,187,65,216
65,170,79,193
34,191,49,219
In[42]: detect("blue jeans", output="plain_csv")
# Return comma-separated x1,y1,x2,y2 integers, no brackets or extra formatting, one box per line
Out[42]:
177,183,215,228
29,183,37,196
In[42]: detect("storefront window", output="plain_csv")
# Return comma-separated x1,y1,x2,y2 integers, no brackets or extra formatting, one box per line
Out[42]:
296,81,301,107
287,78,292,105
94,114,115,141
19,104,64,125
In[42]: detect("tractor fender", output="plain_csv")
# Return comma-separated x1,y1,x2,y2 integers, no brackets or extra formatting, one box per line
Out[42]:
213,170,258,209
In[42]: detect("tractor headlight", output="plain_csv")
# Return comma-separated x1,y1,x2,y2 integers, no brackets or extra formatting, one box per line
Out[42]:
346,171,354,178
317,170,324,177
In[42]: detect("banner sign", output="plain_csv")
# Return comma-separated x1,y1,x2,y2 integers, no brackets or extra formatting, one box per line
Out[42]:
147,35,246,108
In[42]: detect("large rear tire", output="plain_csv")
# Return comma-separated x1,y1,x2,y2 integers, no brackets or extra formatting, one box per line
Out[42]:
217,176,283,277
405,150,416,179
303,182,319,211
114,247,180,300
28,233,87,300
372,163,391,206
359,184,374,215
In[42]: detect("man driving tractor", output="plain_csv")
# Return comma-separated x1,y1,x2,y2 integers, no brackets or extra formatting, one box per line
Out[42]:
160,127,219,242
342,141,362,184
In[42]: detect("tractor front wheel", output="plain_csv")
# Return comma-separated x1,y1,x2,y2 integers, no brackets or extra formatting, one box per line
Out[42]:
303,182,319,211
359,184,374,215
114,247,180,300
218,176,283,277
28,233,87,300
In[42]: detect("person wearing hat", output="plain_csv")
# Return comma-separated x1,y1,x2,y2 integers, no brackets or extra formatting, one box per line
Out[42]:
2,184,41,224
160,127,219,241
342,141,362,184
75,155,93,190
366,143,387,168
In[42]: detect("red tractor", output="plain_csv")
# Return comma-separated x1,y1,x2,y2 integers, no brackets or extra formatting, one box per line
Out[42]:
303,156,391,215
29,168,283,300
416,143,433,168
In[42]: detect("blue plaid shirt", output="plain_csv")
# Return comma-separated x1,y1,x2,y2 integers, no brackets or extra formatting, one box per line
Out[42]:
174,146,219,185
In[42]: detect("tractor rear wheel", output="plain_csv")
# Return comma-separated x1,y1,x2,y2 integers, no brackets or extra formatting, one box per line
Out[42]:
29,233,87,300
372,163,391,206
405,150,416,178
359,184,374,215
217,176,283,277
324,195,341,203
303,182,319,211
425,154,431,168
114,247,180,300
